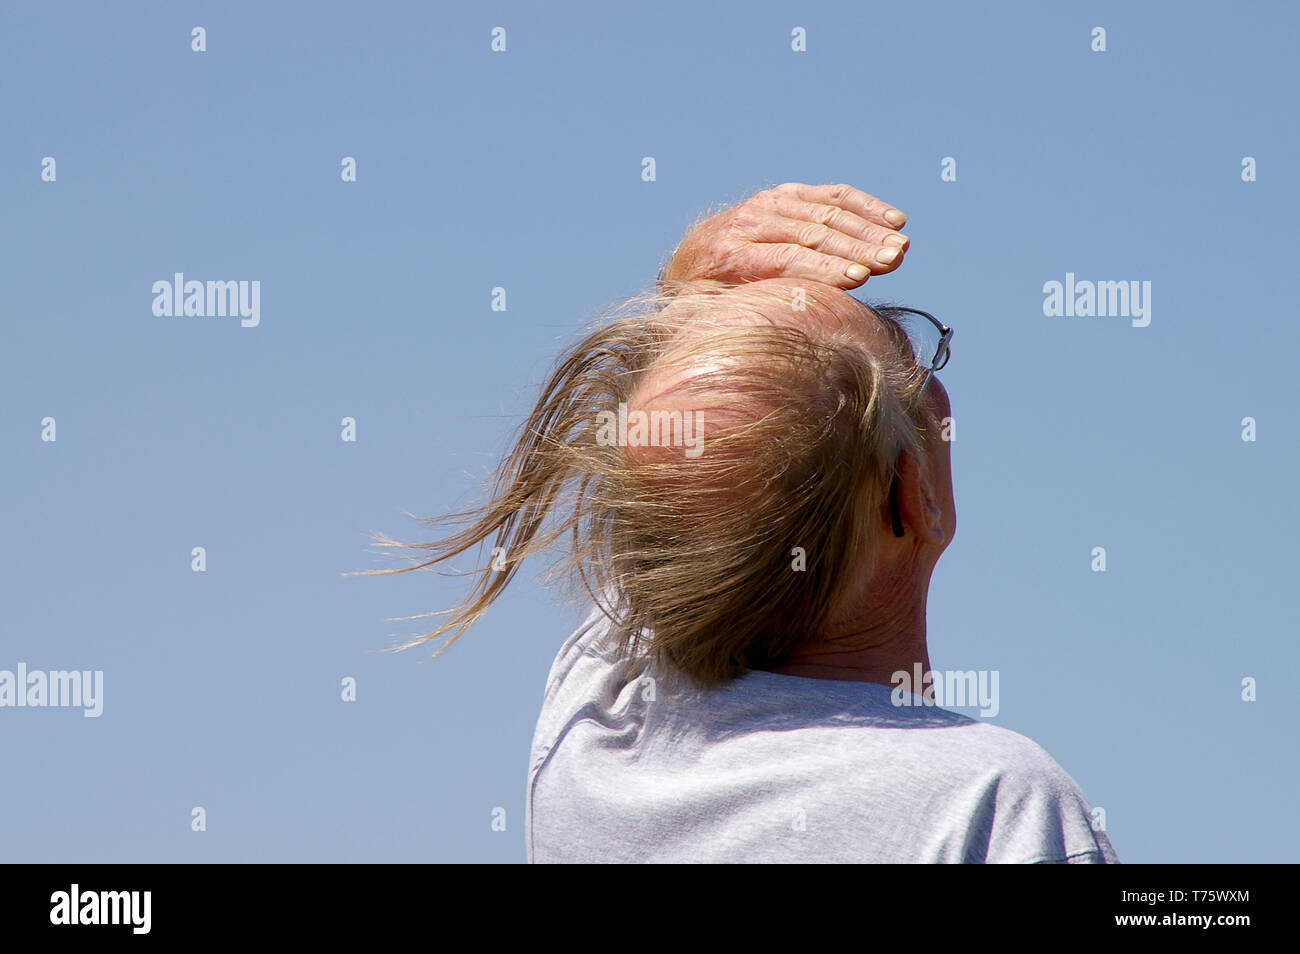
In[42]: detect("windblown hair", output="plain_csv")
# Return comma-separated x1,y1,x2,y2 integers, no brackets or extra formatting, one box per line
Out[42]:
362,280,939,688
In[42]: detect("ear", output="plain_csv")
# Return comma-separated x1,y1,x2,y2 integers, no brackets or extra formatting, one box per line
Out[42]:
892,450,944,543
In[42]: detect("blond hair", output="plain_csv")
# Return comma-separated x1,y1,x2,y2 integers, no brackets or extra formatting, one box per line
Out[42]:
360,280,936,687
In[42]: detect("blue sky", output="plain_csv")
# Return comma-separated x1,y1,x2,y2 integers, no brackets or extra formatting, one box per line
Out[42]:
1,0,1296,862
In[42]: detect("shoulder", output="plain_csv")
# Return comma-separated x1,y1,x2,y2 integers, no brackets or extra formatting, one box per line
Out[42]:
785,702,1117,864
527,604,646,765
933,721,1118,864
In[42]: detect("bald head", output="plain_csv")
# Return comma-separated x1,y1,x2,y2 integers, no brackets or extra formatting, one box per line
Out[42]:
628,279,905,447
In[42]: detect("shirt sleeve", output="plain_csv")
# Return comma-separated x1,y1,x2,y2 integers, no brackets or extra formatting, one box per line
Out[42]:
980,742,1120,864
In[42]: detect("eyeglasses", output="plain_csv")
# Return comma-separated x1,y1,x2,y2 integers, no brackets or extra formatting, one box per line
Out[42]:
875,306,953,411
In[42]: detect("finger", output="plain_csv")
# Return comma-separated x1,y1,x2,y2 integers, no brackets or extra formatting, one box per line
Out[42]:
748,207,909,269
750,242,882,289
759,194,909,251
770,182,907,229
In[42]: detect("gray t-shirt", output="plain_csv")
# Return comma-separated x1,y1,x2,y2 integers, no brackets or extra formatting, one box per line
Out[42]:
527,608,1119,863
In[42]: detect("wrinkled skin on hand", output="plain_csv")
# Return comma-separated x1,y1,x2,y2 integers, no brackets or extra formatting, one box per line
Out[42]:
661,182,910,289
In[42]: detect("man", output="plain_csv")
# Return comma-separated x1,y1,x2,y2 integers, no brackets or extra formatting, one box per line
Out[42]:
378,183,1118,863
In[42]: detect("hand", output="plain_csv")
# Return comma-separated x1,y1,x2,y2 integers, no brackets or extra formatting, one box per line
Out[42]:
660,182,909,289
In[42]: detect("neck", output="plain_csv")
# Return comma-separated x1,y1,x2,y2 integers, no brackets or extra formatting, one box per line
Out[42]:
766,563,932,687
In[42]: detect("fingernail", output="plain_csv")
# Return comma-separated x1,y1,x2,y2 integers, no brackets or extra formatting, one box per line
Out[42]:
885,209,907,227
884,234,908,248
875,247,900,265
846,263,870,281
